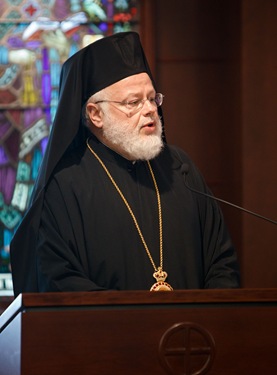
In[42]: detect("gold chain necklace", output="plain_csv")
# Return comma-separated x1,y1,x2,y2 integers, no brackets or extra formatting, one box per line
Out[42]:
86,137,173,291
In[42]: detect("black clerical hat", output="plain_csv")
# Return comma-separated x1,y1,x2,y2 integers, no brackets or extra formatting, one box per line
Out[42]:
63,31,153,102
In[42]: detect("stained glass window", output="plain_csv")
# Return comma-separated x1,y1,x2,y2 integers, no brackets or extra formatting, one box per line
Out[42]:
0,0,139,295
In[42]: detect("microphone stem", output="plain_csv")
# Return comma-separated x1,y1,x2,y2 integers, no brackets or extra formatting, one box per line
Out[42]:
186,183,277,225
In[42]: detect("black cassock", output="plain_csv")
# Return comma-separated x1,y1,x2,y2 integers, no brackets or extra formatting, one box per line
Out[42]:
17,134,239,293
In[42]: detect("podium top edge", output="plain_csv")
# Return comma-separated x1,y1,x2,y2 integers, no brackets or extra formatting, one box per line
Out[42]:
11,287,277,307
1,288,277,331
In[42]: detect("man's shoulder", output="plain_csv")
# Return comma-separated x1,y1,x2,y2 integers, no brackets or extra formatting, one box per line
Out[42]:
55,142,87,172
160,144,204,185
159,144,193,166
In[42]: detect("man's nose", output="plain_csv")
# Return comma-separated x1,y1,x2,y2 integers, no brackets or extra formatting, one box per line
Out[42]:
142,99,157,114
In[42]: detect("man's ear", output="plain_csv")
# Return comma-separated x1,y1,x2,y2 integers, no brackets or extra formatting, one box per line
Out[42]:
86,103,103,128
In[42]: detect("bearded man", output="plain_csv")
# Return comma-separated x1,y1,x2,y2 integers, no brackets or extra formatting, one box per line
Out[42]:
10,32,240,295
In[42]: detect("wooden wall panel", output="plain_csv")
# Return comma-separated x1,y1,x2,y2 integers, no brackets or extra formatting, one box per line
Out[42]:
241,0,277,287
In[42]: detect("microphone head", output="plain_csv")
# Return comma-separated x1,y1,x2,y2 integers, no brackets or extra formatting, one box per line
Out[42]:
180,163,189,176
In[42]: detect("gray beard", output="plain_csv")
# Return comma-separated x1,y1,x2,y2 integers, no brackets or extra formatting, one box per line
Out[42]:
102,117,164,161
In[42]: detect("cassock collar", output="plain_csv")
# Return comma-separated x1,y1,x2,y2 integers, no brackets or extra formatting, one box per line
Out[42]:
87,134,141,172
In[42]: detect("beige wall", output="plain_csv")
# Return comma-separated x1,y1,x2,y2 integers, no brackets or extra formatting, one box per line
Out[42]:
141,0,277,287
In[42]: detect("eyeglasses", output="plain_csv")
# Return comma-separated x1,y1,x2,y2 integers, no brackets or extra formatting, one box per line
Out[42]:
94,93,164,115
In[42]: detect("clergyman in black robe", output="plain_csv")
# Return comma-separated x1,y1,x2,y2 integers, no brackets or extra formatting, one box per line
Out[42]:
10,32,240,296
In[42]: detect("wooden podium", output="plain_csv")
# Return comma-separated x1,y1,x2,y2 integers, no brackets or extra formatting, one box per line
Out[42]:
0,289,276,375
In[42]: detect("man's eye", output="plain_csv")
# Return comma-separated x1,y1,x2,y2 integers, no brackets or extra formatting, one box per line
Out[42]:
126,100,141,108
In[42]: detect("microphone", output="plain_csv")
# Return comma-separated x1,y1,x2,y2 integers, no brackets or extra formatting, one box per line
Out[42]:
181,163,277,225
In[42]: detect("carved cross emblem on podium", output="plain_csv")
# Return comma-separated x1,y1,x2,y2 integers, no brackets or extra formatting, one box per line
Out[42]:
158,322,216,375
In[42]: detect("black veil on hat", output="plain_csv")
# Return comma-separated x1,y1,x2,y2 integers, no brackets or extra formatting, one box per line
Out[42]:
34,31,164,201
10,31,165,295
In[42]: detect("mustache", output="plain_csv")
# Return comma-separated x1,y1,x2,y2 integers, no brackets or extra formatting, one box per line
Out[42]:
139,115,162,129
